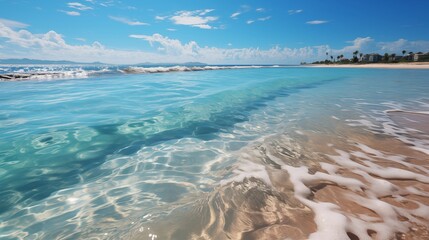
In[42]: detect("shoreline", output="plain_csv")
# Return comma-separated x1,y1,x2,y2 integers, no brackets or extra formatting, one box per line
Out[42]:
305,62,429,69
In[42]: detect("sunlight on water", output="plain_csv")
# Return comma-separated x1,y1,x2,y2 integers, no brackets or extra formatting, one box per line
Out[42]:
1,67,429,239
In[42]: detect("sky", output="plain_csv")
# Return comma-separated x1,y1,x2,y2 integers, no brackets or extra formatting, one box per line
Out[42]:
0,0,428,64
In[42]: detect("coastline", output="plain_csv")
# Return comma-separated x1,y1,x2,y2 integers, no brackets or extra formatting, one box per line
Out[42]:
305,62,429,69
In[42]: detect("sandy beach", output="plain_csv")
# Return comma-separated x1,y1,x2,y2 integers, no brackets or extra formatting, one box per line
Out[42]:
307,62,429,69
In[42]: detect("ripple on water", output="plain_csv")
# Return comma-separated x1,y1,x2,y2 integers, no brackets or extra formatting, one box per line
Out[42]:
1,68,429,239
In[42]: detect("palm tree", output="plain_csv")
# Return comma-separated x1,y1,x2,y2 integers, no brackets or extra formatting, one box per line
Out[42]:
402,50,406,56
391,53,396,62
326,52,328,61
383,53,389,62
404,52,414,61
352,51,359,63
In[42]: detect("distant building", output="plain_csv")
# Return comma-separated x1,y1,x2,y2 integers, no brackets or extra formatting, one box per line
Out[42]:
362,54,382,63
414,52,429,62
389,55,403,62
403,53,414,61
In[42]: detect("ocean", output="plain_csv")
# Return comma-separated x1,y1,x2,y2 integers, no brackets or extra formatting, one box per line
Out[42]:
0,66,428,239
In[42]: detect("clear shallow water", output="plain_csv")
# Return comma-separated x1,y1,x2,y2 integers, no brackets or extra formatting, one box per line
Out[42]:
1,67,429,239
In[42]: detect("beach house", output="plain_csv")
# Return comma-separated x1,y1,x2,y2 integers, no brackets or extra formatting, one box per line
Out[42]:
362,53,382,63
414,52,429,62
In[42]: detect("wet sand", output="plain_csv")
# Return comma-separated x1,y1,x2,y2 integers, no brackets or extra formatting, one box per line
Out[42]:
126,111,429,240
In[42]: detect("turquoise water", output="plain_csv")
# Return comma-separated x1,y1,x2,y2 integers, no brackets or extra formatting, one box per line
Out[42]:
1,67,429,239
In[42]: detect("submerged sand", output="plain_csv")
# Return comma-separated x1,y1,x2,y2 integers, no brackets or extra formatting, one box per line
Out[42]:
307,62,429,69
124,110,429,240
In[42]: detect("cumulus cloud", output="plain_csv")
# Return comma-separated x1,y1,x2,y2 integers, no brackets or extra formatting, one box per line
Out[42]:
1,22,423,64
109,16,149,26
307,20,328,25
130,33,199,57
129,33,316,63
256,8,265,12
0,18,28,28
377,39,429,53
67,2,93,11
315,37,375,57
0,23,162,63
170,9,218,29
288,9,303,15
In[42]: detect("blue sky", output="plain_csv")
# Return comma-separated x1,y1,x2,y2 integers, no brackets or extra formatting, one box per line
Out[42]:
0,0,428,64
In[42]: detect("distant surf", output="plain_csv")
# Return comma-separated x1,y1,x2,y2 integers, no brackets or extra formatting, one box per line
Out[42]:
0,64,288,81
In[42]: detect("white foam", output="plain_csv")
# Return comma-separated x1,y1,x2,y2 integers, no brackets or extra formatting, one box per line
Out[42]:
345,119,377,128
120,65,278,74
220,160,272,186
283,165,360,240
329,150,429,183
1,67,113,81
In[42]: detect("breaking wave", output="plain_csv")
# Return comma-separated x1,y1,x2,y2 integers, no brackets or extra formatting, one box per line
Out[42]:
0,64,285,81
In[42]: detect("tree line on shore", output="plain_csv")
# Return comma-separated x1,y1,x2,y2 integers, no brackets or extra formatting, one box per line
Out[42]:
310,50,429,64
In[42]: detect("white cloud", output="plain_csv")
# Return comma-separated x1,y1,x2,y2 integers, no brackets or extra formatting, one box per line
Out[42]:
155,16,167,20
198,9,214,15
288,9,303,15
0,18,28,28
130,34,199,57
1,22,424,64
0,23,163,63
307,20,328,25
75,37,86,42
247,16,271,24
61,10,81,16
314,37,375,58
170,9,218,29
256,8,265,12
379,38,408,52
336,37,374,55
230,12,241,19
230,5,252,20
258,16,271,21
129,33,316,64
167,28,176,31
109,16,149,26
378,39,429,53
67,2,92,11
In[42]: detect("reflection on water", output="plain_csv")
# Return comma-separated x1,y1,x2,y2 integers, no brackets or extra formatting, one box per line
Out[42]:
1,68,429,239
